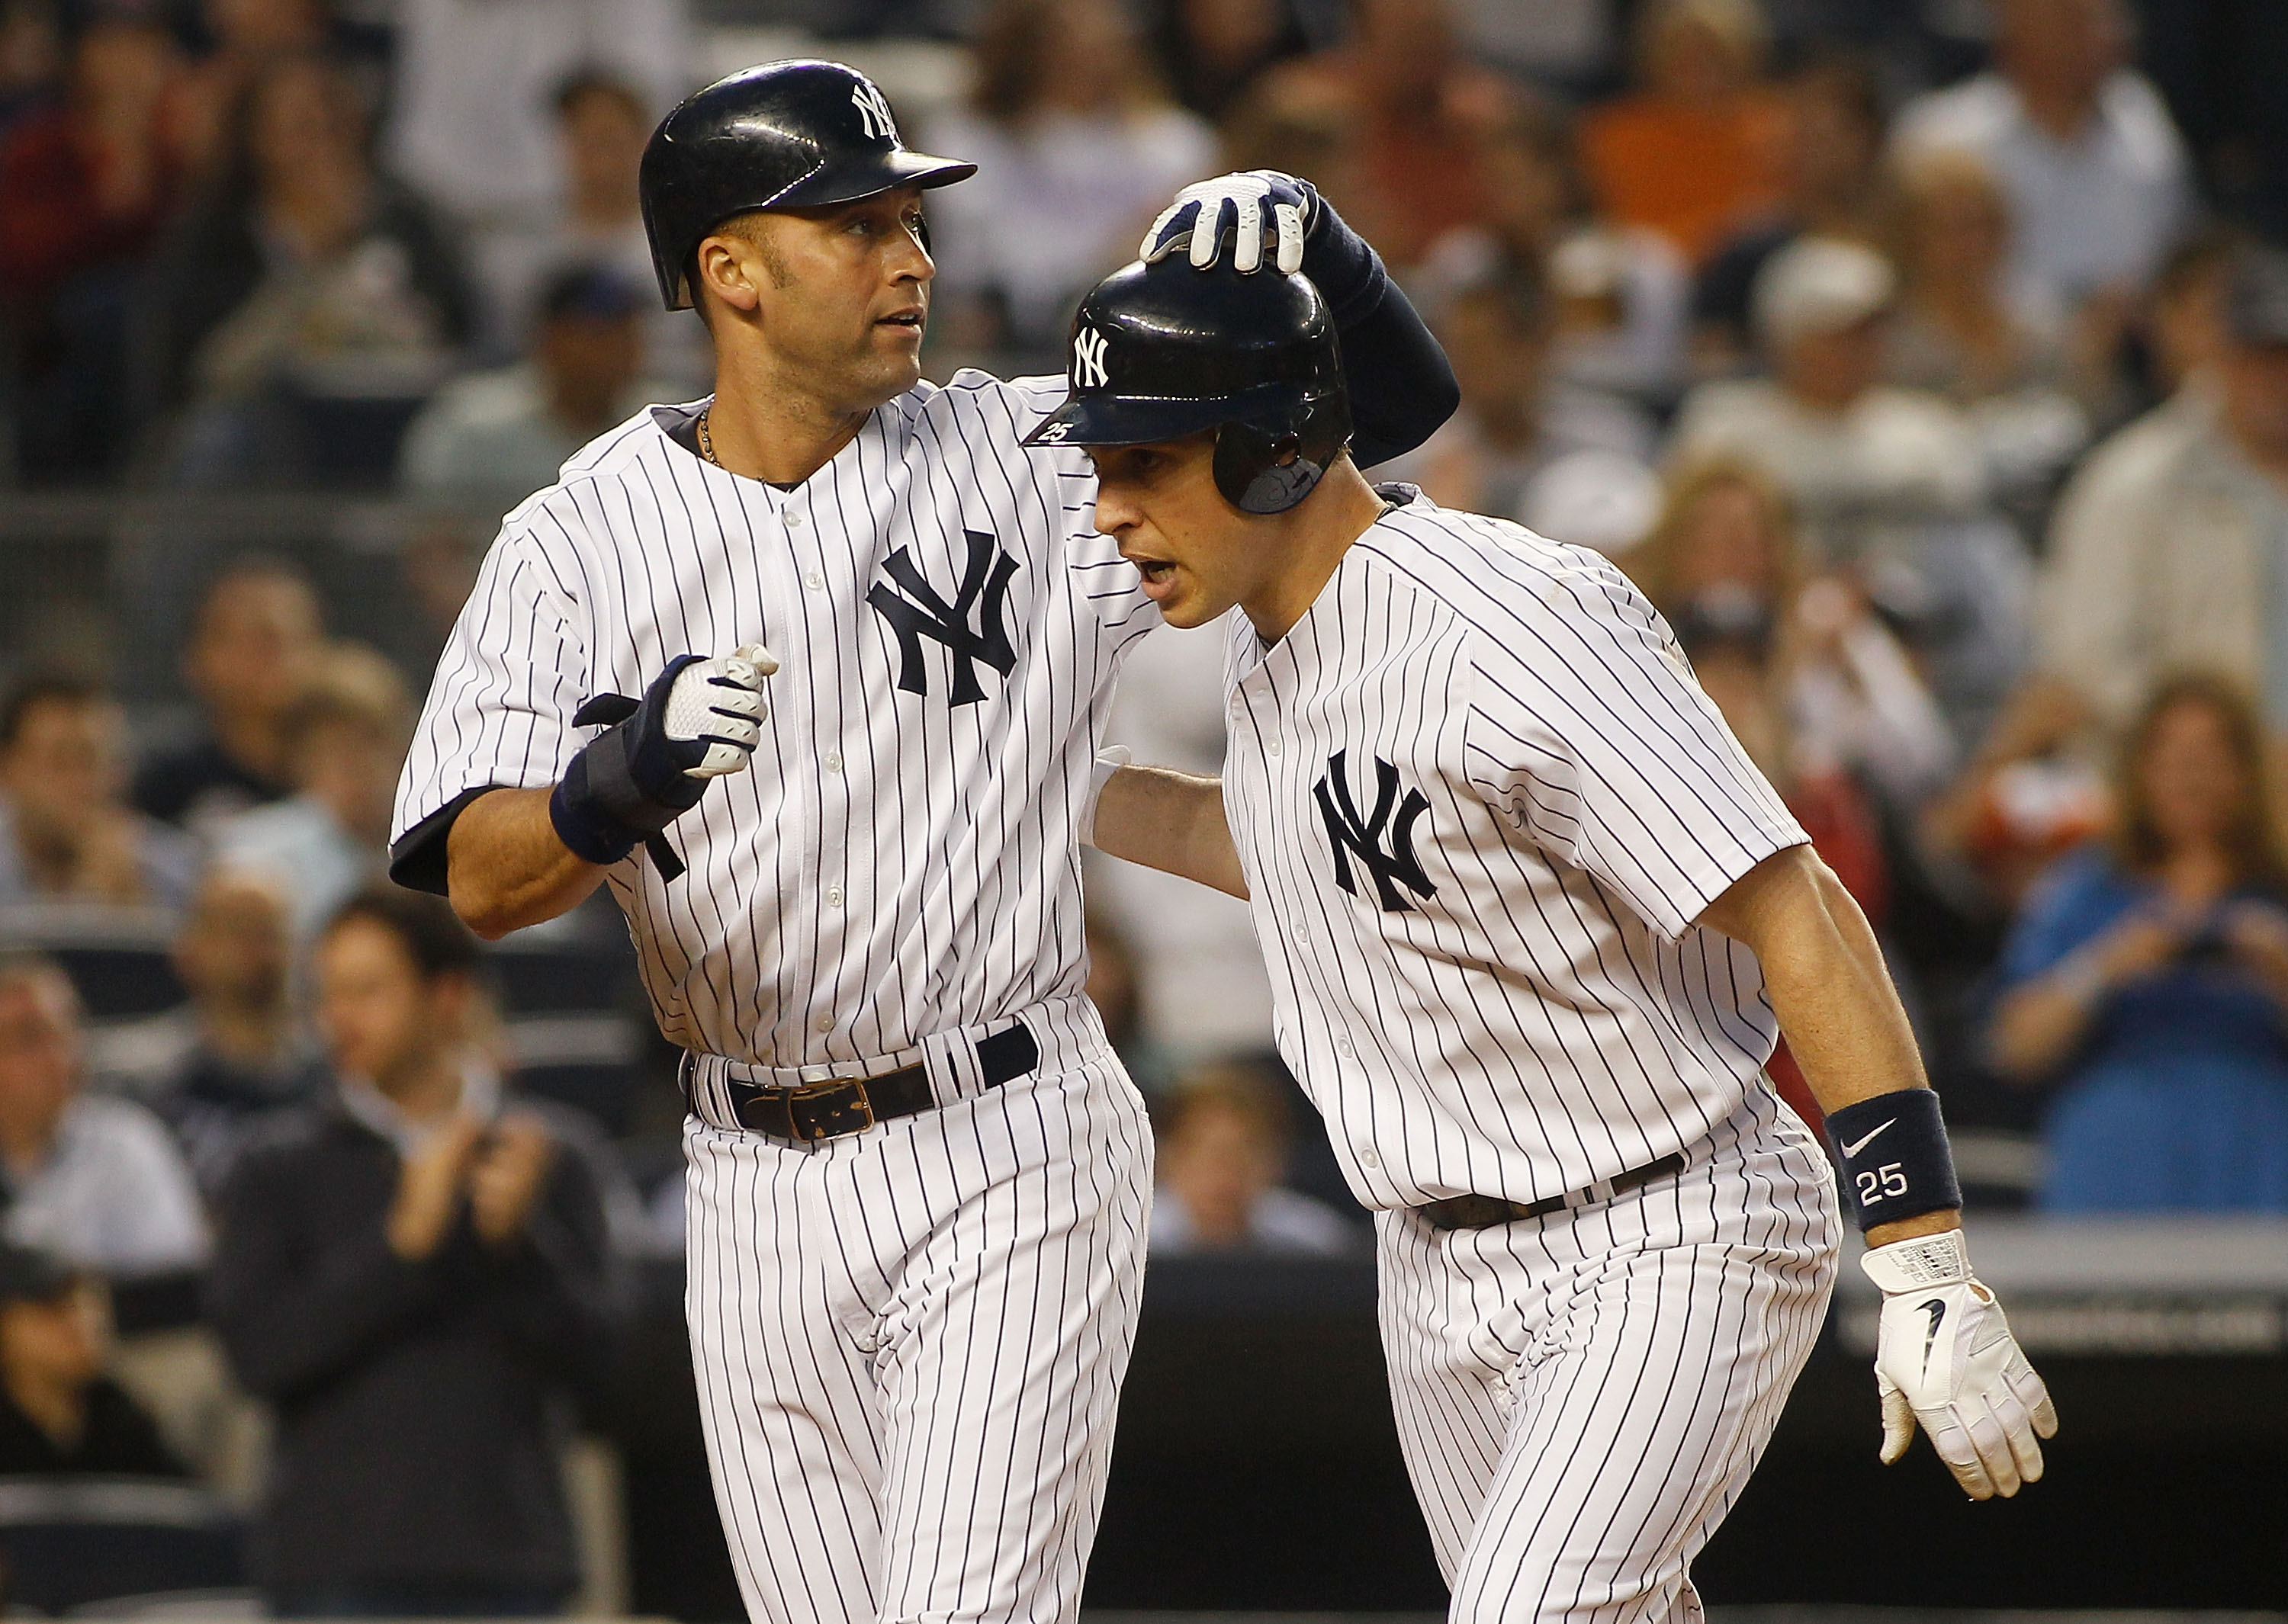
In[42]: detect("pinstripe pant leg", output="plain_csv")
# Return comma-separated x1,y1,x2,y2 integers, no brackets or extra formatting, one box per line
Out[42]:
686,1120,889,1624
1377,1208,1519,1583
1454,1124,1839,1624
1385,1106,1841,1624
871,1058,1153,1624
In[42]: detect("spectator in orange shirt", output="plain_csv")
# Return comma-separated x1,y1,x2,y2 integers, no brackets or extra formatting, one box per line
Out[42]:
1579,0,1787,267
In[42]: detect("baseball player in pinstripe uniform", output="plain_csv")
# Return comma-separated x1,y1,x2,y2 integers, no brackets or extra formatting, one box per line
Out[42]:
1052,251,2059,1623
387,61,1455,1624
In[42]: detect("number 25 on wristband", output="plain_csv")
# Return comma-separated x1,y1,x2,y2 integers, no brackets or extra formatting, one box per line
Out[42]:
1857,1161,1908,1205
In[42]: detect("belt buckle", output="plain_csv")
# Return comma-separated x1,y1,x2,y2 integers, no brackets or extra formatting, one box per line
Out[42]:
787,1079,876,1141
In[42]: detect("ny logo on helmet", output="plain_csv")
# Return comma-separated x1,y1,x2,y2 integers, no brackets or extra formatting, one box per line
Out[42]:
1073,327,1110,389
851,82,898,140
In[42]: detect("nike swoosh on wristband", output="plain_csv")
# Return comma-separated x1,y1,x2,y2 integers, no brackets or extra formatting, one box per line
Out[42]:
1919,1298,1947,1377
1840,1119,1898,1158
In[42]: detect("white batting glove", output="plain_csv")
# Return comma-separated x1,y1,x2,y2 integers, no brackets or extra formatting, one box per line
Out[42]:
663,643,779,778
1139,171,1311,274
1862,1229,2058,1499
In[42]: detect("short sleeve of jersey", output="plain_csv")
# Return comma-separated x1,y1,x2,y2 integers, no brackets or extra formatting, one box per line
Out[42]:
390,523,592,845
1458,551,1806,939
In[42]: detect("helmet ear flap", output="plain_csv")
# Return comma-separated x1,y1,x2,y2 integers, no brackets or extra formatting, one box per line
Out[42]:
1212,393,1353,515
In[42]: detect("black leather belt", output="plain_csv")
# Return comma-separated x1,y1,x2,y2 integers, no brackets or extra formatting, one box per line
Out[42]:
721,1021,1040,1144
1416,1152,1687,1231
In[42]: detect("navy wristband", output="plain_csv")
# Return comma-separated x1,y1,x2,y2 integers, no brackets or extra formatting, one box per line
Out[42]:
548,766,638,866
1825,1086,1962,1231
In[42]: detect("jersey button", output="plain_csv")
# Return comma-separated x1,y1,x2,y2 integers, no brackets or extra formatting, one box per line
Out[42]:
826,886,844,907
784,510,805,528
1336,1036,1354,1058
815,1014,834,1034
1268,738,1282,756
824,752,842,772
1358,1146,1380,1170
804,571,824,591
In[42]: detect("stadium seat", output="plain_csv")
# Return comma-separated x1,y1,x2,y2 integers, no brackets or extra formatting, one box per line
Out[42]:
0,905,185,1019
0,1477,244,1616
506,1010,647,1134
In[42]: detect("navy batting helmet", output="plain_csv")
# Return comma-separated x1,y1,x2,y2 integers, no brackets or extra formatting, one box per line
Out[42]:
1021,255,1351,515
639,59,976,310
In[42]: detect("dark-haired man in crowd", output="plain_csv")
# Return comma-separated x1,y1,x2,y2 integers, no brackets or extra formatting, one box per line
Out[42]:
0,1240,186,1478
0,674,198,913
133,557,325,836
399,263,662,504
207,886,618,1617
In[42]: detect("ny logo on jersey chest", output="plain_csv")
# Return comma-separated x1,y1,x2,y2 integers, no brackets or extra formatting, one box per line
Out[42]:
866,530,1020,705
1314,749,1436,913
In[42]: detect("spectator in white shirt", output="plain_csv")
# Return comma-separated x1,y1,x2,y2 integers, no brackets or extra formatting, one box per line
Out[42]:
383,0,690,235
1671,236,2034,751
2039,245,2288,733
926,0,1218,363
210,644,410,945
1149,1063,1355,1258
0,956,207,1279
1673,236,1991,540
1891,0,2190,313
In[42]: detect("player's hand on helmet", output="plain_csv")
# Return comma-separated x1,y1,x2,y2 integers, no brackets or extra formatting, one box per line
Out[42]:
551,643,779,867
1862,1229,2058,1500
1141,170,1316,274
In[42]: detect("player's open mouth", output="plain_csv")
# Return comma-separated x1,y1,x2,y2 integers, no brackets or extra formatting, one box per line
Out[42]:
1128,555,1179,598
878,309,924,332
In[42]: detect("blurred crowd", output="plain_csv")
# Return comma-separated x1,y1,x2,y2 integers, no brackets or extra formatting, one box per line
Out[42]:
3,0,2288,1606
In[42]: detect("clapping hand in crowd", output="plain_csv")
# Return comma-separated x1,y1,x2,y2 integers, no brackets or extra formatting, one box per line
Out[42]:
468,1114,558,1248
2219,900,2288,1005
386,1112,557,1260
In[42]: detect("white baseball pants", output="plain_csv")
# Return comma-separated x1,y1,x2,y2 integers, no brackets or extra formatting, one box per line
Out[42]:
683,996,1152,1624
1377,1088,1842,1624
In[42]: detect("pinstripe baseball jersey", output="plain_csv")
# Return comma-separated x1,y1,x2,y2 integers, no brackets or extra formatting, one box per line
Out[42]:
392,377,1155,1064
1222,489,1809,1212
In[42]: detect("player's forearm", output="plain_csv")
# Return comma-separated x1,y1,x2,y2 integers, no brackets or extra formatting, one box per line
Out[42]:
1338,278,1461,466
1088,763,1248,899
446,786,606,939
1698,846,1955,1245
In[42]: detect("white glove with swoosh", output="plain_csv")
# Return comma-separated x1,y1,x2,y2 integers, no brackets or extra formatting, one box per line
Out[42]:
1862,1229,2058,1499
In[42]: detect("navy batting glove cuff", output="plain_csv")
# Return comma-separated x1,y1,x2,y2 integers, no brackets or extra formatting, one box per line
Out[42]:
551,654,717,865
549,765,641,866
